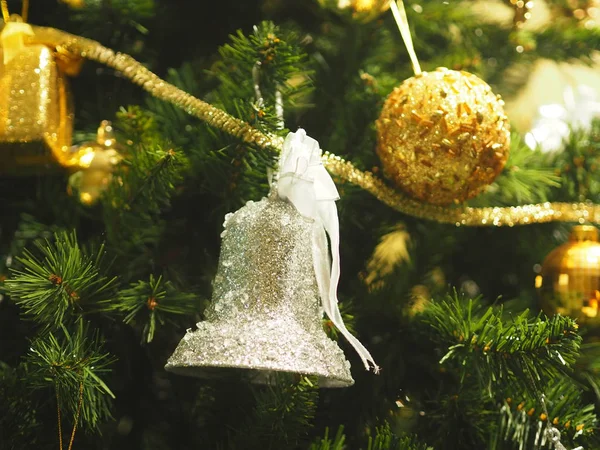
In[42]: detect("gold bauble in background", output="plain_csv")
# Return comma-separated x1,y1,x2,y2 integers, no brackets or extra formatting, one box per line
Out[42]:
67,121,122,205
537,225,600,330
317,0,391,23
59,0,86,8
0,19,78,174
376,67,511,205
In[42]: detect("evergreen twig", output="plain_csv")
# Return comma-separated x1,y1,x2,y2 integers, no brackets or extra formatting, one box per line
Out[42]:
7,232,116,327
102,274,198,344
419,293,581,396
25,322,115,434
228,375,319,449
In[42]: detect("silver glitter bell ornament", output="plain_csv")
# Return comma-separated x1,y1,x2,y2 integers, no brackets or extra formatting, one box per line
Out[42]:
165,129,378,387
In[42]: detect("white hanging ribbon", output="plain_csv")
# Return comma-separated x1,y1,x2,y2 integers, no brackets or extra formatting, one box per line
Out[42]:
277,129,379,373
0,21,34,65
389,0,421,75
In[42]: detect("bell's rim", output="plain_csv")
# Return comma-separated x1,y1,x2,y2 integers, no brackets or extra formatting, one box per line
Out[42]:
165,360,355,388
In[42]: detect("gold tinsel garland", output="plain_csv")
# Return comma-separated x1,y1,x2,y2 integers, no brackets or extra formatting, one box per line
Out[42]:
24,26,600,227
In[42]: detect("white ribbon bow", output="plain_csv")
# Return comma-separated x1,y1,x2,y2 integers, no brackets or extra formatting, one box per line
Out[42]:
277,129,379,373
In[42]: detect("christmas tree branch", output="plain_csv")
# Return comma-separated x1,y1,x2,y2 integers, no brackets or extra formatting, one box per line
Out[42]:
309,423,431,450
228,375,319,449
7,232,116,327
545,119,600,203
419,293,581,396
101,274,198,344
309,426,346,450
102,108,188,276
494,379,597,449
470,133,560,206
27,25,600,227
25,322,115,433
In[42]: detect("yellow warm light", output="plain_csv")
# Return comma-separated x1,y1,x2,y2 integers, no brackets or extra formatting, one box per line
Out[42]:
582,297,599,318
79,152,96,167
80,192,93,205
354,0,376,11
558,273,569,286
535,275,543,288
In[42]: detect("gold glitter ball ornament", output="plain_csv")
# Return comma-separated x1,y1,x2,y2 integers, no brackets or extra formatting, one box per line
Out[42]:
0,19,79,174
317,0,391,23
376,67,511,205
67,121,123,205
537,225,600,331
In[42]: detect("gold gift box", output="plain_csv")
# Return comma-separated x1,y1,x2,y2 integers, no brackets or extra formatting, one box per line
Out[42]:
0,32,74,174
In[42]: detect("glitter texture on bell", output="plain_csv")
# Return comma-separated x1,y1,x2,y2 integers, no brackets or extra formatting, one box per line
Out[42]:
165,130,378,387
165,194,354,386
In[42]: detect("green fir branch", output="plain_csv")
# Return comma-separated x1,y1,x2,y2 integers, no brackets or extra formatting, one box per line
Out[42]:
215,20,313,132
25,322,115,433
309,426,346,450
472,133,560,206
0,362,42,448
309,424,431,450
1,213,65,276
147,22,313,211
545,119,600,203
534,25,600,63
7,232,117,327
494,379,597,449
107,112,188,216
419,293,581,396
111,107,188,218
102,274,198,344
366,423,431,450
228,375,319,449
102,107,189,275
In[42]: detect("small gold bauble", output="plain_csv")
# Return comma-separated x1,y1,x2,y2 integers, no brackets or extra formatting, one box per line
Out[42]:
376,67,511,205
67,120,122,205
537,225,600,330
317,0,391,23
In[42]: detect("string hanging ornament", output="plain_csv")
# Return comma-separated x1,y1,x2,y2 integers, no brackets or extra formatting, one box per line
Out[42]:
166,60,377,385
7,2,600,226
376,1,511,205
165,129,378,386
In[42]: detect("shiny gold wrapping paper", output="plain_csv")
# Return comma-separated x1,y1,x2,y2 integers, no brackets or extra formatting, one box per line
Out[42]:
0,40,73,173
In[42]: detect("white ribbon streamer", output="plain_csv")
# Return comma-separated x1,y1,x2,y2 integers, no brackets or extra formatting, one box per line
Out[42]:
277,129,379,373
390,0,421,75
